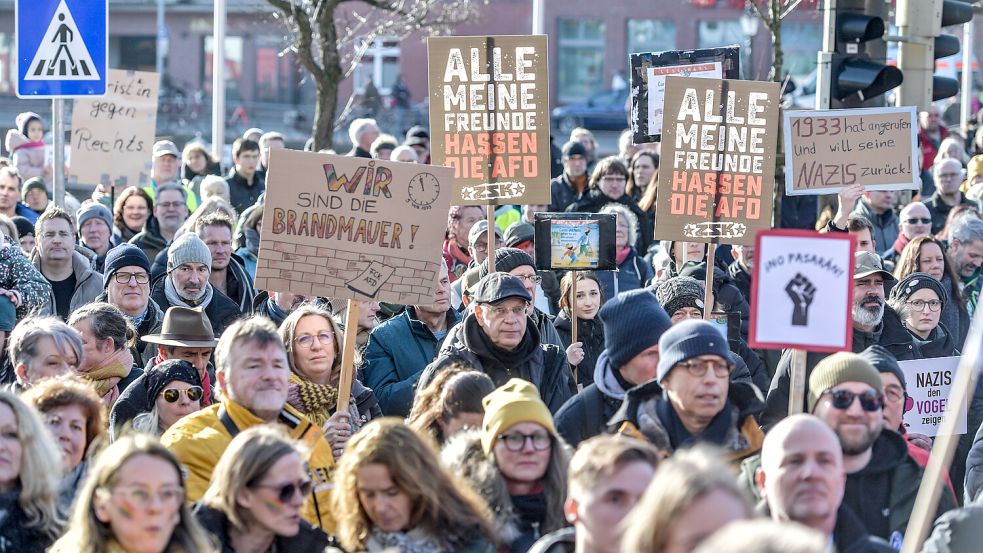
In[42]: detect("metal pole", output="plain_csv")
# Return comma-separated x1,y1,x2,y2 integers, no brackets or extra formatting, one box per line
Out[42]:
156,0,166,75
816,0,836,110
961,20,974,136
532,0,544,35
211,0,226,163
52,99,65,208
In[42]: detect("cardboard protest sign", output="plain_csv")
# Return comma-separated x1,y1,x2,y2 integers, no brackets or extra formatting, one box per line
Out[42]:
900,357,967,437
69,69,159,187
629,45,740,144
427,35,550,205
749,229,855,352
532,212,617,271
784,106,919,195
655,76,780,246
254,149,454,305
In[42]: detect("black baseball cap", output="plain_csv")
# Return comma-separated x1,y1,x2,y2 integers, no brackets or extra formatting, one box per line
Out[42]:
470,273,532,305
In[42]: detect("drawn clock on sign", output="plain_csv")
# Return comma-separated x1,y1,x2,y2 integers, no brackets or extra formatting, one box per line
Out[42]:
407,172,440,210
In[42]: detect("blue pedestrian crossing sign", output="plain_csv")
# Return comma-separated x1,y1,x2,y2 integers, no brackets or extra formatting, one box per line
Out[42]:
16,0,107,98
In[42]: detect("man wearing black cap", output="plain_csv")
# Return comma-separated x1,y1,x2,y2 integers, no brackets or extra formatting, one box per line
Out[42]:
762,251,896,429
555,288,673,447
610,319,765,463
96,244,164,364
420,272,574,412
109,305,218,438
548,141,589,213
405,126,430,163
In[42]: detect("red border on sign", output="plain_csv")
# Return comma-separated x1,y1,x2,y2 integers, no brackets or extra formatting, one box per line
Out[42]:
748,228,855,352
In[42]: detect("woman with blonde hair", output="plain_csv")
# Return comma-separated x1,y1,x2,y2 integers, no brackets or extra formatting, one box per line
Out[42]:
407,364,495,446
0,390,64,552
279,304,381,459
196,425,327,552
621,446,752,553
49,433,213,553
332,418,497,552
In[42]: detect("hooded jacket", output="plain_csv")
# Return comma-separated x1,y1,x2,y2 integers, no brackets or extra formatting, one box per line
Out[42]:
554,351,631,448
361,306,461,417
32,249,103,319
160,397,337,532
150,276,241,337
194,503,328,553
610,378,765,464
553,310,604,387
128,215,169,262
762,322,884,430
419,314,575,413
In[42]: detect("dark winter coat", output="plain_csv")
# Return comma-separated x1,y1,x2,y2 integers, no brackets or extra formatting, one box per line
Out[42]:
596,246,652,300
940,274,971,349
194,503,328,553
531,307,566,354
361,306,461,417
554,351,627,448
762,323,884,430
610,378,765,464
924,191,976,234
921,503,983,553
554,310,604,387
225,167,266,215
420,315,575,413
0,490,58,553
150,248,255,315
128,215,169,262
727,260,753,304
880,307,960,361
547,172,587,213
150,277,242,336
754,502,894,553
780,194,819,230
677,261,751,339
253,291,288,326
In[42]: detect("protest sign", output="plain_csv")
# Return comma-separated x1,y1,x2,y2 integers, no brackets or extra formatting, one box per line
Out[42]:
784,106,919,195
899,357,967,437
629,45,740,144
69,69,159,187
254,149,454,305
655,76,780,246
749,229,855,352
427,35,550,205
532,212,617,271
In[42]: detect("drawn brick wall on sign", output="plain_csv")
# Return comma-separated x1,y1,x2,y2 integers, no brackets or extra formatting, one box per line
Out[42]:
254,241,437,303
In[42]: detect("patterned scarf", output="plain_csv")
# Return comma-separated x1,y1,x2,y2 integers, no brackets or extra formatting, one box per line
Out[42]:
366,527,448,553
81,348,132,398
286,371,338,428
164,275,213,311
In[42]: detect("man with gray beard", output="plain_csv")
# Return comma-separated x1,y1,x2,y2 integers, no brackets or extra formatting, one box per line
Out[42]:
761,252,894,429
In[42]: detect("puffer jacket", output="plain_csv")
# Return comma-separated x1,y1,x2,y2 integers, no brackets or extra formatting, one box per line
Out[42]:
419,315,575,413
160,397,337,532
5,130,47,182
0,244,51,319
361,306,461,416
553,310,604,387
32,249,103,319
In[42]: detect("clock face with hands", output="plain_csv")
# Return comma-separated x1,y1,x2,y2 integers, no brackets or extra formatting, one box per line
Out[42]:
407,172,440,209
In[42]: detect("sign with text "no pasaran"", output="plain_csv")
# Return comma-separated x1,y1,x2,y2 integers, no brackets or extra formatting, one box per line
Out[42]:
783,106,920,195
654,76,780,246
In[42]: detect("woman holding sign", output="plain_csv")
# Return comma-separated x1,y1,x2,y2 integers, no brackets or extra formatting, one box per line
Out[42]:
883,272,959,360
554,271,605,387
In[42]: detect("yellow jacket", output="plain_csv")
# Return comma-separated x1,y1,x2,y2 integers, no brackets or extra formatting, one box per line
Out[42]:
160,397,336,531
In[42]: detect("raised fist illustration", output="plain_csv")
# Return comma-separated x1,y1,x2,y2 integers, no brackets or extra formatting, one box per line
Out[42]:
785,273,816,326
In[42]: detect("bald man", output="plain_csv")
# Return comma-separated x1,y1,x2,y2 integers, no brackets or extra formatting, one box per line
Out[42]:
756,414,893,553
925,158,974,234
883,202,932,263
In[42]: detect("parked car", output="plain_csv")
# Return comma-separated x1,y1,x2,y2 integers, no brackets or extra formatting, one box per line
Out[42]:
552,88,629,132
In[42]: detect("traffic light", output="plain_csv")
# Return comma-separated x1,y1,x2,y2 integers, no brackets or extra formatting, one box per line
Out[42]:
896,0,974,111
828,0,903,107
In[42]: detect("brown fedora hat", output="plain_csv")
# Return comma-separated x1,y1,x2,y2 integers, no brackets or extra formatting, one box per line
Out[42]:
141,306,219,347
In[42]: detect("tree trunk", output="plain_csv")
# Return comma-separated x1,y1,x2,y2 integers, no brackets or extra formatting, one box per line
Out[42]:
770,0,782,82
313,82,337,151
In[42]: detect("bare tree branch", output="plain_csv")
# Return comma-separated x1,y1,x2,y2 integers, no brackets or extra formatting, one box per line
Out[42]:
779,0,806,20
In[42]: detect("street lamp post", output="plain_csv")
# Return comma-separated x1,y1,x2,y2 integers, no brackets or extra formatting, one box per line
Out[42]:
740,9,761,80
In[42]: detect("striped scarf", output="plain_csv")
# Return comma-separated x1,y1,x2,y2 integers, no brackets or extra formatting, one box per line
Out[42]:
286,371,338,428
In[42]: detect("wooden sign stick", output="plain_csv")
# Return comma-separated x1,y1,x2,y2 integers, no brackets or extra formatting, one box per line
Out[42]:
569,275,578,385
486,204,496,274
702,246,716,320
336,299,361,414
787,348,807,415
900,322,983,553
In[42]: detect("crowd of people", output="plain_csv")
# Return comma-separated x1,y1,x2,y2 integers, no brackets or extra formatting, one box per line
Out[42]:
0,103,982,553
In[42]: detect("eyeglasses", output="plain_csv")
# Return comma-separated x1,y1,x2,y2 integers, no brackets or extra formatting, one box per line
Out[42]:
162,386,203,403
905,218,932,225
484,304,529,318
113,271,150,284
822,388,884,412
109,485,184,511
498,431,551,452
157,201,184,210
906,299,943,312
294,331,334,349
513,274,543,284
676,358,734,378
254,479,313,503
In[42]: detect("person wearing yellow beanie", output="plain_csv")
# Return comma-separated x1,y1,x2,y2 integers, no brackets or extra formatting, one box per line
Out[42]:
481,377,556,455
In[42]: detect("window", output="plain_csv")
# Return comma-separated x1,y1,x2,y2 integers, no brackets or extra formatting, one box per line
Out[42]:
781,22,822,77
111,36,156,72
353,37,401,95
255,36,293,103
698,20,748,78
203,36,244,102
558,19,606,102
627,19,676,54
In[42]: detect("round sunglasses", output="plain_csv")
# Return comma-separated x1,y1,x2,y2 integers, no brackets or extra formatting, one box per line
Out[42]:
254,479,313,503
161,386,203,403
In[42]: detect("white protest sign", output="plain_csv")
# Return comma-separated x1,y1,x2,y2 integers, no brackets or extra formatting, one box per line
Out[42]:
900,357,967,437
749,229,855,352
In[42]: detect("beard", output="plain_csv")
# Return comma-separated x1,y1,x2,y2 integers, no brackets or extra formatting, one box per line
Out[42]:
835,420,880,455
852,295,885,327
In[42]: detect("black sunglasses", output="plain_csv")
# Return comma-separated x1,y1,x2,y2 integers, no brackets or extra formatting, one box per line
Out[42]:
162,386,203,403
255,480,313,503
823,389,884,412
